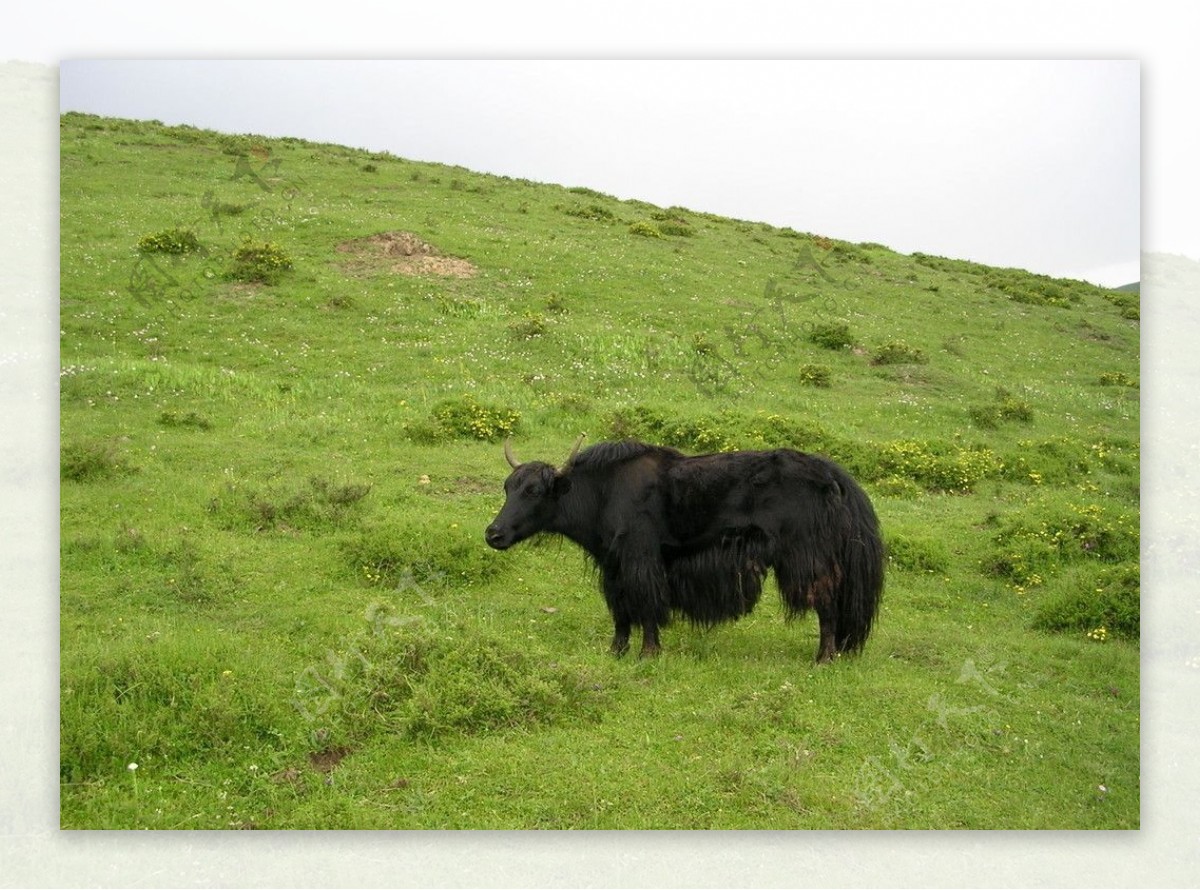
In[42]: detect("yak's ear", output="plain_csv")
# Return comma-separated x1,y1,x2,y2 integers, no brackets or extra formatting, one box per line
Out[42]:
552,474,572,497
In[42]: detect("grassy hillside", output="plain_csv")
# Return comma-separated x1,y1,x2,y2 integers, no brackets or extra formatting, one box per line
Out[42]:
59,112,1139,829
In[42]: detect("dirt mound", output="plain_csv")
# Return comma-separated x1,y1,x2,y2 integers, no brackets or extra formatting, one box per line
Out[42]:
336,231,477,278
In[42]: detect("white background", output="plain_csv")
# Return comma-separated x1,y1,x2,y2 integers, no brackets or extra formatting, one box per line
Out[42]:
3,1,1198,886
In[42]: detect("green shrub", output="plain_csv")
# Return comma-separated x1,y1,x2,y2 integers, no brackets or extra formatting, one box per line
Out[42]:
807,322,854,351
968,405,1003,430
289,614,606,746
508,312,548,340
563,203,615,222
209,201,247,221
969,388,1034,429
61,634,294,784
984,499,1139,592
872,440,1001,493
886,534,951,574
208,475,372,533
1099,371,1137,387
996,391,1034,423
1032,563,1139,640
797,364,832,388
871,475,925,499
984,269,1085,308
870,340,928,366
343,517,499,592
606,406,847,458
402,633,606,738
1104,291,1140,320
651,214,695,237
409,395,521,444
157,410,213,431
228,237,293,285
137,228,201,255
61,439,132,482
1000,436,1138,487
691,333,718,357
628,220,663,238
659,222,695,237
607,406,734,453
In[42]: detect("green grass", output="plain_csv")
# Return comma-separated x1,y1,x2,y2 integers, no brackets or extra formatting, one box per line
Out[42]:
59,112,1139,829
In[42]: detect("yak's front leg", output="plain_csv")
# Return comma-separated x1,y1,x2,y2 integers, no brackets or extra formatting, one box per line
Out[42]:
602,535,669,658
610,615,632,657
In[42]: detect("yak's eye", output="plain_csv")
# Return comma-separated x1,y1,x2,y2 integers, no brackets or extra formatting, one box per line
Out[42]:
523,483,542,497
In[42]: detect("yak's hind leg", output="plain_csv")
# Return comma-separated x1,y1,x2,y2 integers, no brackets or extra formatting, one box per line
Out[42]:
778,559,844,664
809,566,844,663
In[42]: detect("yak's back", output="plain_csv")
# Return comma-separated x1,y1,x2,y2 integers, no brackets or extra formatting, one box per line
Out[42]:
666,448,842,495
663,448,846,542
569,439,682,474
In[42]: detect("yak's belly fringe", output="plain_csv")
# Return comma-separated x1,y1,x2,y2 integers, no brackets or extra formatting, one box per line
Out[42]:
666,532,772,627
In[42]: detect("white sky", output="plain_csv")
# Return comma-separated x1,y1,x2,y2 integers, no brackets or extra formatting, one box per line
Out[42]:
58,58,1142,286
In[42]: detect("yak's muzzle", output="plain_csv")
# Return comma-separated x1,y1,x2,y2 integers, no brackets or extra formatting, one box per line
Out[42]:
484,524,513,550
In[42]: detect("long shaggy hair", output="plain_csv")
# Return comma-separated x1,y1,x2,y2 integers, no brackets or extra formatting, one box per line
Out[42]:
486,438,884,661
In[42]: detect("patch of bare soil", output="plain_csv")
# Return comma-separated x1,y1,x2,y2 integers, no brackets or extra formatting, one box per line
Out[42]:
307,745,352,773
336,231,477,279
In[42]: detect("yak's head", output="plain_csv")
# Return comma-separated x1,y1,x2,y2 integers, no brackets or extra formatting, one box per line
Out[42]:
484,437,583,551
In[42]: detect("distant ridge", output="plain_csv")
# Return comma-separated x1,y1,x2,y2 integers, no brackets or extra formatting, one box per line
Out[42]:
1114,282,1140,294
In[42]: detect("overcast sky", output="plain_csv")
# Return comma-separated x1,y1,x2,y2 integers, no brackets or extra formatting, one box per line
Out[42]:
59,59,1140,287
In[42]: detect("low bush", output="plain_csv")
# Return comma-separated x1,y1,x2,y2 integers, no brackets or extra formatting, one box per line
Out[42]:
342,516,500,592
628,220,663,238
208,475,372,533
403,632,607,738
563,203,615,222
157,410,213,431
60,634,293,784
290,617,607,746
969,388,1034,429
228,237,293,285
870,340,928,366
1032,563,1139,640
797,364,832,388
984,498,1139,592
651,214,695,237
1099,371,1138,387
137,228,201,255
886,534,950,574
608,405,735,453
61,439,133,482
508,312,548,340
807,322,854,351
407,395,521,443
870,439,1001,493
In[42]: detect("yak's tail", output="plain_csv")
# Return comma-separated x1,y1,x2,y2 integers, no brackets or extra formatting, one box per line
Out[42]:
832,471,885,654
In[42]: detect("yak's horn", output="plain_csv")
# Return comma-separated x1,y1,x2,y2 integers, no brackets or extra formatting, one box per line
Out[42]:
503,438,521,469
563,434,586,468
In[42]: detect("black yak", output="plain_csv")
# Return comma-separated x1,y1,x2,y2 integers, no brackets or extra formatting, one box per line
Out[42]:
484,437,884,662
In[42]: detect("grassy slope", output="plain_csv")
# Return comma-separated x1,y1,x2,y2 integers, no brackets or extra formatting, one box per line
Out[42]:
59,113,1139,829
